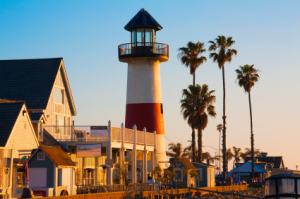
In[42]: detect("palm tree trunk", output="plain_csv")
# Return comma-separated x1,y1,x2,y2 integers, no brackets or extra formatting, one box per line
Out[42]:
193,73,195,86
222,66,227,182
197,128,202,162
192,129,196,162
219,132,221,175
249,92,255,181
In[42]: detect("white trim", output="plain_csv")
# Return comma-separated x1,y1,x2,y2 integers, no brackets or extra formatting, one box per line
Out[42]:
44,59,77,118
53,85,65,90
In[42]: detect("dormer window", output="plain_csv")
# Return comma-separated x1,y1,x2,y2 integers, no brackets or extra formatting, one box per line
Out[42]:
53,88,64,104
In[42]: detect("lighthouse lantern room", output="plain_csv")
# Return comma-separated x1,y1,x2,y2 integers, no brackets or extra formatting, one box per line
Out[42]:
118,8,169,168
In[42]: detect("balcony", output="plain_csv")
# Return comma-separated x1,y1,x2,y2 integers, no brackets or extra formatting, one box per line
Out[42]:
42,125,155,146
118,42,169,62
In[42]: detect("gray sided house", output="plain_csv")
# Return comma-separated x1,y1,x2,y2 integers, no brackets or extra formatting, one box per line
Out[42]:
0,58,77,142
28,145,76,197
192,162,216,187
168,158,197,187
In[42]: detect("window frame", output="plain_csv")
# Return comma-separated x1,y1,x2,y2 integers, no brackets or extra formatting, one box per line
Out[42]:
174,168,183,181
53,87,64,104
196,168,203,181
37,152,45,161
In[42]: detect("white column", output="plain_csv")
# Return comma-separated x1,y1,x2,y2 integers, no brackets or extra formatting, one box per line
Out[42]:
153,131,158,168
95,157,98,185
120,123,125,184
132,125,137,184
107,120,112,185
143,127,147,183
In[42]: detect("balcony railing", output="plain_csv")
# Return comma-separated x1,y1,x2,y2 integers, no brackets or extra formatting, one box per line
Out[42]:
118,42,169,61
43,125,155,146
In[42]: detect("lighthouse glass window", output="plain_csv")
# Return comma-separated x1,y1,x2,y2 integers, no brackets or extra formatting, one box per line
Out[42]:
137,29,144,46
131,29,136,47
145,29,153,46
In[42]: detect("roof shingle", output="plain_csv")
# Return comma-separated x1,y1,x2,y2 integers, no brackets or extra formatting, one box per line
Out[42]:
124,8,163,31
0,102,24,146
0,58,62,110
40,145,75,167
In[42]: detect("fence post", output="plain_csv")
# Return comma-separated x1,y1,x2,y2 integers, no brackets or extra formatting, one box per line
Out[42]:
143,127,147,183
120,123,125,185
107,120,112,185
132,125,137,184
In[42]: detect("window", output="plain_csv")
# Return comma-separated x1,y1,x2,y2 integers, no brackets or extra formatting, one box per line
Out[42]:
174,169,182,181
265,180,276,196
145,29,153,46
55,115,65,134
53,88,64,104
278,178,295,194
37,152,45,160
136,28,144,46
176,160,181,165
131,29,136,46
197,168,203,181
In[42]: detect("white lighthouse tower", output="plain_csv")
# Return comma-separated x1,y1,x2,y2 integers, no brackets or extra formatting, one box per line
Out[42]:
118,8,169,167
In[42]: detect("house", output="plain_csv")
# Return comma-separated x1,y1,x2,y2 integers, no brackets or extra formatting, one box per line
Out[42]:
0,100,39,198
28,145,76,197
0,58,77,141
168,158,197,187
232,162,271,182
244,153,284,169
192,162,216,187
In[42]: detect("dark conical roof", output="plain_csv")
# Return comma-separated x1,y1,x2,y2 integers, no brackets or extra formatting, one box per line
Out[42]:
124,8,163,31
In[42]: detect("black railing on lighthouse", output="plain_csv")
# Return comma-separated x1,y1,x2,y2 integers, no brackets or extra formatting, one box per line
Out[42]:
118,42,169,60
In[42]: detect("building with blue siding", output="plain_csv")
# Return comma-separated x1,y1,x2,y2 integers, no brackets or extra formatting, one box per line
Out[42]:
192,162,216,187
168,158,197,187
28,146,76,197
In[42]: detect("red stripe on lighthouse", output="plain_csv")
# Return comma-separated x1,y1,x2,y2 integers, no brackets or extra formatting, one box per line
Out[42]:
125,103,164,135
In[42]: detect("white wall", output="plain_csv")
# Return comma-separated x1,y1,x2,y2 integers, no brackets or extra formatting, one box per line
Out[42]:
62,168,71,194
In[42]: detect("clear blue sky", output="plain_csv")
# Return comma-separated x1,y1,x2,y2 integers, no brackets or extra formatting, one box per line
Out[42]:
1,1,300,170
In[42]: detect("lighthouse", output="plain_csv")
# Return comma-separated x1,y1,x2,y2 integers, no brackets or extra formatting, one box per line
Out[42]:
118,8,169,167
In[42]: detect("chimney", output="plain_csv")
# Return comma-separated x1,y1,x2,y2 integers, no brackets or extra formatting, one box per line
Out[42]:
261,153,267,158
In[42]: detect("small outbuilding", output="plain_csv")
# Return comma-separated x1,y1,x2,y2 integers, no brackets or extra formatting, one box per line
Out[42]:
168,158,197,187
192,162,216,187
28,146,76,197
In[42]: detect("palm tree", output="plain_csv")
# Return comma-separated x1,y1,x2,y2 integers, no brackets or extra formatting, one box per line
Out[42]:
183,144,198,161
181,84,216,162
217,124,222,173
203,152,220,165
178,42,207,162
232,146,241,168
235,64,260,180
166,143,186,158
240,148,261,162
225,148,234,167
209,35,237,180
178,41,207,86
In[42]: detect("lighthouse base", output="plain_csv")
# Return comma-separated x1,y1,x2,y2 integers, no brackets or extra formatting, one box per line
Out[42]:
156,134,167,169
